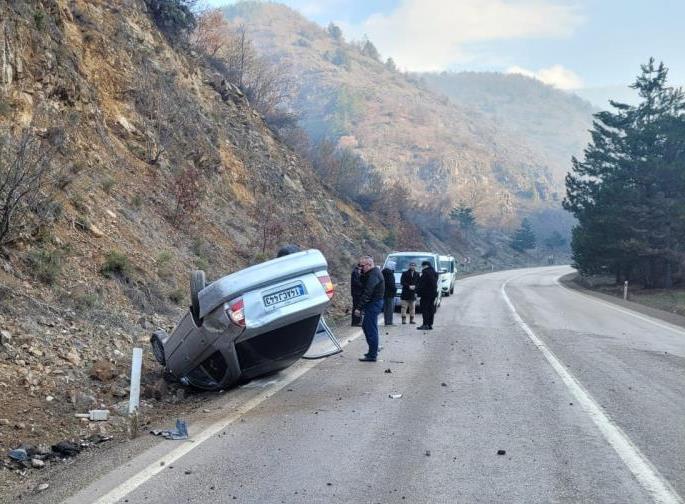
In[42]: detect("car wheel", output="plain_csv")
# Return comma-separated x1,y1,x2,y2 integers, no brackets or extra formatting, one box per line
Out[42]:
190,270,206,326
450,286,454,295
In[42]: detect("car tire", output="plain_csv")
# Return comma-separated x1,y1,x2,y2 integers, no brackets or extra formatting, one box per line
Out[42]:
190,270,206,326
450,286,454,295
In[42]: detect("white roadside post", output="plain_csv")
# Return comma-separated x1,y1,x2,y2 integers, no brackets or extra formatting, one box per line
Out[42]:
128,347,143,438
623,280,629,300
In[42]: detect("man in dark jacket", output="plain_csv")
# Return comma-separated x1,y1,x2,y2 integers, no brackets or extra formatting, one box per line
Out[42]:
381,260,397,326
350,263,364,326
354,256,384,362
416,260,438,330
400,262,420,324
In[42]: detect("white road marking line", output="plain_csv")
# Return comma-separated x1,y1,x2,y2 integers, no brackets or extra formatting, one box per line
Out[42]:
553,275,685,336
84,328,364,504
501,278,683,504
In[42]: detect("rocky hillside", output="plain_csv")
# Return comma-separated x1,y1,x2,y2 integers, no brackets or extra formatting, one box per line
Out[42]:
222,2,563,229
0,0,394,488
420,72,596,183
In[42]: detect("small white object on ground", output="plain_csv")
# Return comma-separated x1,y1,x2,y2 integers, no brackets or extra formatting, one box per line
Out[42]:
389,394,402,399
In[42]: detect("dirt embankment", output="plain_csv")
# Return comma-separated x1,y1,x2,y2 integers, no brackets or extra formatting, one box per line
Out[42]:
0,0,389,493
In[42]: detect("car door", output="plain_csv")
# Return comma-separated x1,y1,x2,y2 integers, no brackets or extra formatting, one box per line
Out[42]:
302,317,342,359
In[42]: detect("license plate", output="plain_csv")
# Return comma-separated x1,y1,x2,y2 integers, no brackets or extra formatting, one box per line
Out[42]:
263,283,306,309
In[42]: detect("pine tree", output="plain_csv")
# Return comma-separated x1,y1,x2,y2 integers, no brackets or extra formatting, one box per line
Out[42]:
511,218,536,252
564,59,685,287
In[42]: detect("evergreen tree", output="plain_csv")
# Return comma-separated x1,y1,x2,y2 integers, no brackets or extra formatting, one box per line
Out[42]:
450,205,476,230
543,231,567,250
511,218,536,252
563,59,685,287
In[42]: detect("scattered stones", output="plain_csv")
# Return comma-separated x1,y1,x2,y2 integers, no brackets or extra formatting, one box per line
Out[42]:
497,450,506,456
31,458,45,469
0,329,12,345
35,483,49,492
425,450,431,457
89,360,117,382
0,418,10,426
184,469,192,475
441,382,447,387
63,349,81,366
384,368,392,374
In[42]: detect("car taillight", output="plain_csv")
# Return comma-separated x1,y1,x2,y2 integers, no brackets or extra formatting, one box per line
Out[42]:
317,274,334,300
226,297,245,327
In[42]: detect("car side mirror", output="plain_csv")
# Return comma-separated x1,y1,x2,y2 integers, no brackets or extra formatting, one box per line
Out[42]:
440,268,448,274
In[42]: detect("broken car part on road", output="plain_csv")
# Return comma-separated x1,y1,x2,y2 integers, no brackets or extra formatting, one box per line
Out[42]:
150,250,341,391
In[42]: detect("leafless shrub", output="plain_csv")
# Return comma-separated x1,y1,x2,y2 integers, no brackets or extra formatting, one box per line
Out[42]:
0,127,61,246
135,61,190,165
192,16,294,124
249,198,286,256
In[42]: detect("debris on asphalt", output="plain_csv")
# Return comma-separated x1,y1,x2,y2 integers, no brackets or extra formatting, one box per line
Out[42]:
389,394,402,399
185,469,193,475
389,360,404,364
35,483,49,492
497,450,506,455
441,382,447,387
31,459,45,469
425,450,431,457
384,368,392,374
151,419,189,440
75,409,110,421
52,441,81,457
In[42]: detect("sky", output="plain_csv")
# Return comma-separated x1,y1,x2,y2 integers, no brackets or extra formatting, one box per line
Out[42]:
205,0,685,106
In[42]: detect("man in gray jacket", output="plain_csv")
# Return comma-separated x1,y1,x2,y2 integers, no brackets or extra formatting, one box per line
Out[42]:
354,256,385,362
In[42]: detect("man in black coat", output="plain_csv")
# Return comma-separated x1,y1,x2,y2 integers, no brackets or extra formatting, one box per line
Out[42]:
416,261,438,330
400,261,420,324
381,260,397,325
354,256,384,362
350,262,364,326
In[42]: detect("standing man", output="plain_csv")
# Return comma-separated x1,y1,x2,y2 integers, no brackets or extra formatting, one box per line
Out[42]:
354,256,384,362
381,260,396,326
400,262,420,324
350,262,364,326
416,260,438,330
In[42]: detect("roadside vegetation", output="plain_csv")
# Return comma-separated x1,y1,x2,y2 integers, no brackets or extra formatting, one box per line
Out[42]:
564,59,685,290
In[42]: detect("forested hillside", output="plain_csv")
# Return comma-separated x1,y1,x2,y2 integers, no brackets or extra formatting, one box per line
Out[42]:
420,72,596,183
221,2,563,231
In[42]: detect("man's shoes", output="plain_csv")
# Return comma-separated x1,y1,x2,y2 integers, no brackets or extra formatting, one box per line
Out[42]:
401,317,406,324
359,355,377,362
427,326,433,330
416,325,429,330
410,318,416,324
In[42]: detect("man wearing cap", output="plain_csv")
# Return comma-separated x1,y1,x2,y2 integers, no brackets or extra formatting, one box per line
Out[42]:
381,260,397,326
416,260,438,330
400,262,420,324
354,256,384,362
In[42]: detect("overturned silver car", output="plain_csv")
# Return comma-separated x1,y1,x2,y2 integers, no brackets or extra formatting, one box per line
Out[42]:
150,249,340,390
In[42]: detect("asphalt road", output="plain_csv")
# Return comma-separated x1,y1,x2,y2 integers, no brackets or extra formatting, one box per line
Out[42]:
58,266,685,504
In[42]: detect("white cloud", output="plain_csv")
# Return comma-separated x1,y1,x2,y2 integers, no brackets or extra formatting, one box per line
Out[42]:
506,64,583,89
344,0,583,71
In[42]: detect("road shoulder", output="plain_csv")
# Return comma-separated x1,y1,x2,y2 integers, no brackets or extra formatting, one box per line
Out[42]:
558,273,685,331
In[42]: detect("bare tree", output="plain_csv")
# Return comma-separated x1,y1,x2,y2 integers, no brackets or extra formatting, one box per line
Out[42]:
0,127,60,246
135,61,188,165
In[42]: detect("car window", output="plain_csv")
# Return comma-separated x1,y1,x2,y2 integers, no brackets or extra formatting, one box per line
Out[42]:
388,255,435,271
439,260,450,271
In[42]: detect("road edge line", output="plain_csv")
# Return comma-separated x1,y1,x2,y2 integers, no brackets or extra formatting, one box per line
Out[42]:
501,278,683,504
78,328,364,504
554,275,685,337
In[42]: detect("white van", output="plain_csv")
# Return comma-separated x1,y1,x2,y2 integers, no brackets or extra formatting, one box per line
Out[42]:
383,251,442,309
438,255,457,296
